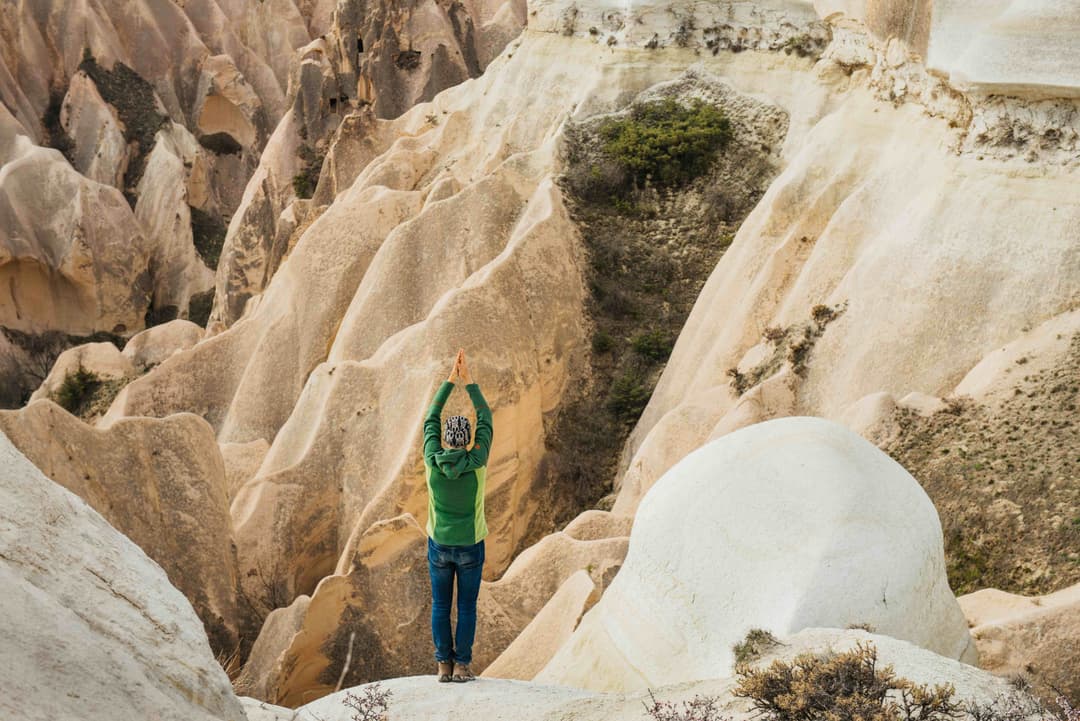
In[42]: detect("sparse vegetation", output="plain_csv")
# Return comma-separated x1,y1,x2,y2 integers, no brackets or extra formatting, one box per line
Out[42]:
52,365,130,421
524,86,784,541
885,332,1080,598
78,48,169,203
598,98,732,188
0,328,126,407
643,690,726,721
592,330,615,354
632,330,675,362
732,628,780,666
968,690,1079,721
734,642,963,721
608,367,652,423
53,365,101,415
342,683,392,721
293,144,325,200
726,302,846,396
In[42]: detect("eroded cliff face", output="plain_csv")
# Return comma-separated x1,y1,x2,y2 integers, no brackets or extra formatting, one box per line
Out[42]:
0,0,525,405
2,0,1079,710
208,0,528,326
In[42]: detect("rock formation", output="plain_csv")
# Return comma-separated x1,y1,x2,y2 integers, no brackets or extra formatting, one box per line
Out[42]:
295,629,1017,721
0,401,239,653
960,582,1080,701
539,417,975,692
614,12,1080,514
3,0,1079,709
0,432,245,721
209,0,528,326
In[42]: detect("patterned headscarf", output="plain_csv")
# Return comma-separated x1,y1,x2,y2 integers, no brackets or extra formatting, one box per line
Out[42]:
444,415,471,448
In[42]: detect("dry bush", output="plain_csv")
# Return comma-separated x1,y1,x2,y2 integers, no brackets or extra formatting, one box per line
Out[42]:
342,683,392,721
734,642,962,721
644,691,726,721
733,628,781,666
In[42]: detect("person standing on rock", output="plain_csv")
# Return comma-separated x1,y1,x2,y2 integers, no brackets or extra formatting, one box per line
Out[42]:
422,349,493,683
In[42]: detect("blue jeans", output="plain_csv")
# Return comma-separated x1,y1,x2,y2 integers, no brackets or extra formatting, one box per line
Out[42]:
427,537,485,665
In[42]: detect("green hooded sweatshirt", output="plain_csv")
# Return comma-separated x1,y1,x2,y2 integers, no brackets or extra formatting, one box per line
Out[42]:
423,381,493,546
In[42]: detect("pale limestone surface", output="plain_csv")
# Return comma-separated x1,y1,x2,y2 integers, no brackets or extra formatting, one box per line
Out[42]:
540,417,975,693
0,138,152,335
122,318,205,370
0,432,245,721
0,401,239,651
296,630,1014,721
928,1,1080,98
960,583,1080,699
562,510,634,541
29,341,135,403
954,308,1080,406
209,0,528,326
221,437,271,500
482,569,597,680
135,123,217,314
60,70,128,187
107,25,838,619
617,78,1080,511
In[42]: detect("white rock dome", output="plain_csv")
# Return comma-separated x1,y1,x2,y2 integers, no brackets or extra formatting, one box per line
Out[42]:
538,416,976,692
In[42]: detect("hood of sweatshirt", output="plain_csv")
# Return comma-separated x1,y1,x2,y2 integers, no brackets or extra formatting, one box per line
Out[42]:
432,447,472,480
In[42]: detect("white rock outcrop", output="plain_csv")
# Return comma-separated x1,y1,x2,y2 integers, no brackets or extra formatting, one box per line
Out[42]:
0,402,240,652
297,630,1013,721
121,318,205,370
928,1,1080,98
0,432,245,721
539,417,975,692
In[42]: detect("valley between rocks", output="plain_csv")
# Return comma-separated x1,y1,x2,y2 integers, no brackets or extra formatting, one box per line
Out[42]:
1,0,1079,718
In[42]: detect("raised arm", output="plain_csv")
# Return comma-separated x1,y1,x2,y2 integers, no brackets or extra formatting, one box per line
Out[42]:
457,352,493,467
466,383,493,467
424,351,463,465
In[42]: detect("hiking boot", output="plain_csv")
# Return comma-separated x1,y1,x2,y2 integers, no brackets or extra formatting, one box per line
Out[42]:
452,663,476,682
437,661,453,683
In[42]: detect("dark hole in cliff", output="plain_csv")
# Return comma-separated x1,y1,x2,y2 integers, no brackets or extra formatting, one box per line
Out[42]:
198,132,243,156
357,36,364,54
329,97,338,112
395,49,422,70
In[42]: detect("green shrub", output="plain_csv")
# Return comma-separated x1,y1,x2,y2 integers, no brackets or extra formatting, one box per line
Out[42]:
53,365,101,415
592,331,615,354
608,369,651,423
732,628,780,666
599,98,732,187
632,330,674,362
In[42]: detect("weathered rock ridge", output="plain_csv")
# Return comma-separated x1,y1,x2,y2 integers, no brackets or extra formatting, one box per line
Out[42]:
0,432,244,721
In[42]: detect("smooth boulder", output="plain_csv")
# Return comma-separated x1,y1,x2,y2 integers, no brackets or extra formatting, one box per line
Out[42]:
0,432,244,721
538,416,975,692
